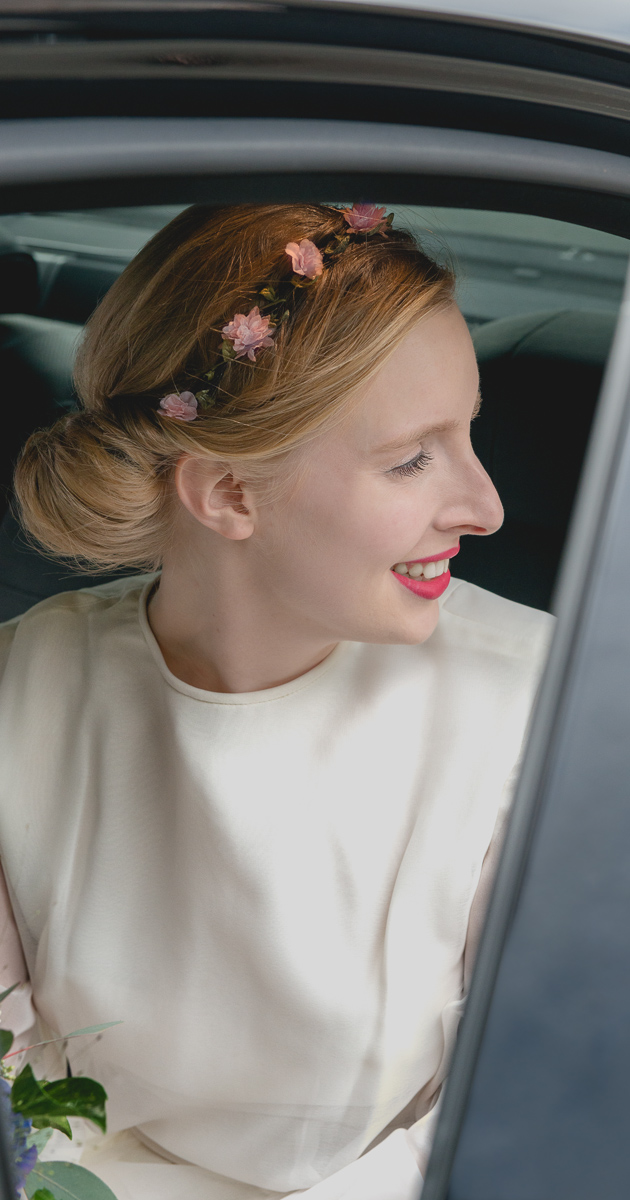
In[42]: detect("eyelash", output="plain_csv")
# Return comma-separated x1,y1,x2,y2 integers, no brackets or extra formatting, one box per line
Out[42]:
389,449,434,478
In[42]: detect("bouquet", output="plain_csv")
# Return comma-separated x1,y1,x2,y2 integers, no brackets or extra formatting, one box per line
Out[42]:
0,985,120,1200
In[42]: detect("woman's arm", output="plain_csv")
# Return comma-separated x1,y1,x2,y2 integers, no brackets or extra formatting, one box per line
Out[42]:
280,817,508,1199
0,860,37,1051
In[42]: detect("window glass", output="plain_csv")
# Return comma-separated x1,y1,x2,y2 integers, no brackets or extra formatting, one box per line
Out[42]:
1,205,627,330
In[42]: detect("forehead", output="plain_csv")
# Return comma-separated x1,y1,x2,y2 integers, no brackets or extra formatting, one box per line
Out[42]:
346,305,480,453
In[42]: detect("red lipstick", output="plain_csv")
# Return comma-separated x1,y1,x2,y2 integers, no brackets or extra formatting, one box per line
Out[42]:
391,544,459,600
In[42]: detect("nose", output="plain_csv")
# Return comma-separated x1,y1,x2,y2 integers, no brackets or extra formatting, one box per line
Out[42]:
438,451,504,538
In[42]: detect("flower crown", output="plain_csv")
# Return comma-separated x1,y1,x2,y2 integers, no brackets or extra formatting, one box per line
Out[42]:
158,203,394,421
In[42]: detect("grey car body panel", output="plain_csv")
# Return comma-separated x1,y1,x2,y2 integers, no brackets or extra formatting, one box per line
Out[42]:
2,41,629,123
1,118,630,198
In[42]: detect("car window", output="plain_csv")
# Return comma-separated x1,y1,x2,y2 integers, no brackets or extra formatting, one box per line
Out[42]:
1,205,628,330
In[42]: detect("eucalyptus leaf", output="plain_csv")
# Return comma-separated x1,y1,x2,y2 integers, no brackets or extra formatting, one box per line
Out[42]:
25,1161,118,1200
56,1023,121,1042
31,1189,56,1200
0,1028,13,1057
26,1127,54,1155
12,1065,107,1133
0,982,19,1004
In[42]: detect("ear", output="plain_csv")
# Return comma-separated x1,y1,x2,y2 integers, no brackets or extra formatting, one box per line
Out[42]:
174,455,256,541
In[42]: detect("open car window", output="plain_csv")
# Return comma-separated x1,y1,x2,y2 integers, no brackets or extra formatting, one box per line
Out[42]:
0,2,630,1189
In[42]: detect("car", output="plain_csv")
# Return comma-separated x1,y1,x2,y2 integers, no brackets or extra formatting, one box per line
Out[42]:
0,2,629,1198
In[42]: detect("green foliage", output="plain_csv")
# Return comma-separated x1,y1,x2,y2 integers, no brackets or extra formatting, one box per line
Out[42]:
12,1065,107,1137
26,1127,54,1155
25,1162,118,1200
0,1029,13,1058
0,983,19,1004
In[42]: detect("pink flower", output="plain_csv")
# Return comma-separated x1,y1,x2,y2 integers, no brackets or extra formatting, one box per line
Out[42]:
341,203,388,232
159,390,198,421
222,306,275,362
285,239,324,279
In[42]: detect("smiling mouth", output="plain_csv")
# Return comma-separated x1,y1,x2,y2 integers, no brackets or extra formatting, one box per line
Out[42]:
390,545,459,580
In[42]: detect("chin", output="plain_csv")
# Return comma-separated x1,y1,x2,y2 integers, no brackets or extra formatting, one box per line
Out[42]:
358,601,441,646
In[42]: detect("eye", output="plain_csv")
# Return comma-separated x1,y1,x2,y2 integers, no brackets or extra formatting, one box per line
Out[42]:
388,449,434,478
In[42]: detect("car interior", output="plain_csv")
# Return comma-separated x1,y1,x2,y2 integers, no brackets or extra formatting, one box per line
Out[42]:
0,202,627,623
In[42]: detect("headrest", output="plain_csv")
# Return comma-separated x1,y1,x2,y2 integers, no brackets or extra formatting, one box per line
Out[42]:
472,309,616,535
0,232,39,316
474,309,616,368
0,314,81,512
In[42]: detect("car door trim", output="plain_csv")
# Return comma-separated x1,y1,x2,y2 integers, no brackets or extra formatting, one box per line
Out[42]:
3,39,630,124
1,118,629,199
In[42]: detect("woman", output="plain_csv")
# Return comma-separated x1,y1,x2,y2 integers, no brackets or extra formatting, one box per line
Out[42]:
0,202,553,1200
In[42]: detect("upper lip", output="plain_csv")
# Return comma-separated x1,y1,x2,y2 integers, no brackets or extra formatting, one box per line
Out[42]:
403,545,460,565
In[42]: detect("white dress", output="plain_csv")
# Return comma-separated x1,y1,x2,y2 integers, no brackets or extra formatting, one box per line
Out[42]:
0,574,553,1200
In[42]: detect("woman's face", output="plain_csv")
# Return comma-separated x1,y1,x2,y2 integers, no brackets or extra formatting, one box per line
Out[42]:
245,302,504,647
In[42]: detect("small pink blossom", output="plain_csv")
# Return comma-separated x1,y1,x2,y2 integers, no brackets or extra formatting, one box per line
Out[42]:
159,390,198,421
222,306,275,362
285,239,324,279
341,203,388,232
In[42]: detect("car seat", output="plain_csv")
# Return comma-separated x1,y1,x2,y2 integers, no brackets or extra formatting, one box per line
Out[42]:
455,309,616,611
0,265,137,620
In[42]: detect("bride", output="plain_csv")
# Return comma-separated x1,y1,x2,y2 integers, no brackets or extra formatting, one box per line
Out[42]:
0,202,552,1200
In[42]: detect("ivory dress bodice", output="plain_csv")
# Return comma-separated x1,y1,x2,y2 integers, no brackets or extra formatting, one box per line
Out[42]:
0,574,553,1196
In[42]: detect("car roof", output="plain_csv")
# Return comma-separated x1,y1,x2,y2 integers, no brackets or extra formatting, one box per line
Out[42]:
7,0,630,53
293,0,630,50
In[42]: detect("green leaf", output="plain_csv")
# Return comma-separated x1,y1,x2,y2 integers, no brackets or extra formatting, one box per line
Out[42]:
26,1127,54,1155
31,1189,56,1200
3,1020,123,1061
55,1023,121,1042
32,1115,72,1139
0,1029,13,1057
25,1162,118,1200
0,982,19,1004
220,339,236,361
12,1065,107,1134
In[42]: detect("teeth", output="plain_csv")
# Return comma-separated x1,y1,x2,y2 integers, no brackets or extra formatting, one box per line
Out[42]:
392,558,450,579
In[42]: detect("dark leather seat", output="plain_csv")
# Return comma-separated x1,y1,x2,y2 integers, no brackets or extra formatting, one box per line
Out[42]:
0,305,617,621
0,310,134,622
0,313,81,516
456,309,616,610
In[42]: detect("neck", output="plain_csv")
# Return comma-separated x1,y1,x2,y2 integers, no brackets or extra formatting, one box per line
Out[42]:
147,534,339,695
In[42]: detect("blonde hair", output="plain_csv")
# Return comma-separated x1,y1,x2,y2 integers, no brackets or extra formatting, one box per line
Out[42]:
14,203,455,572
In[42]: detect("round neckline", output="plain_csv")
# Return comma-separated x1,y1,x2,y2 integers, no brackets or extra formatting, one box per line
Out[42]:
137,578,351,705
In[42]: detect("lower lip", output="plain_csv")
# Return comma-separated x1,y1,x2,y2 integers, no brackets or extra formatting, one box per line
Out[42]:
392,569,451,600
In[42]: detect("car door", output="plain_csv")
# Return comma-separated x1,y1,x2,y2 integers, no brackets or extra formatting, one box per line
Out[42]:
1,3,630,1199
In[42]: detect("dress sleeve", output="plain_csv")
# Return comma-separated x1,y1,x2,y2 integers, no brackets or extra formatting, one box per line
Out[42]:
0,860,37,1052
281,780,515,1199
403,786,514,1179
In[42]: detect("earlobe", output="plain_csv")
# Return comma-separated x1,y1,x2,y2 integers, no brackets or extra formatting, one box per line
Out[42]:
174,455,255,541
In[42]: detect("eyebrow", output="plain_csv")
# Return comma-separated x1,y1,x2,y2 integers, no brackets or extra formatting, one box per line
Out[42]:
373,392,482,456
